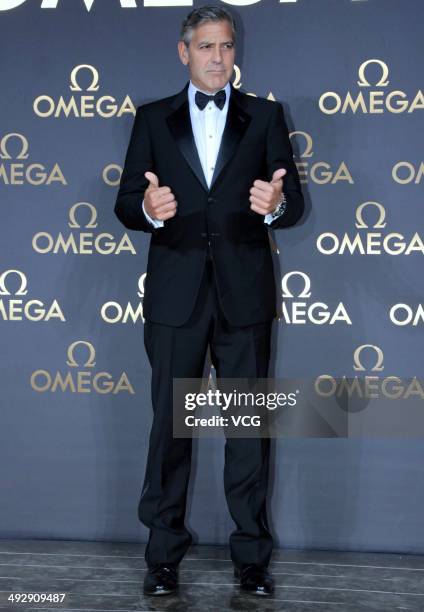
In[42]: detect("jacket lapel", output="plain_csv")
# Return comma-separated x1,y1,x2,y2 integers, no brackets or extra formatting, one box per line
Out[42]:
210,83,251,190
166,81,251,193
166,82,208,192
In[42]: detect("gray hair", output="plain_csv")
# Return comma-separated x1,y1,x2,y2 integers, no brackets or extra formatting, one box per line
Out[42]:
180,5,237,47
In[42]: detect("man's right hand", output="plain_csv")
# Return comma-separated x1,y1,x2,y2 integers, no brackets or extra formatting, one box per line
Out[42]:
144,171,177,221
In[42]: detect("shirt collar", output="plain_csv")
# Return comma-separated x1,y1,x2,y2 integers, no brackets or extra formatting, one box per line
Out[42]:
188,79,231,112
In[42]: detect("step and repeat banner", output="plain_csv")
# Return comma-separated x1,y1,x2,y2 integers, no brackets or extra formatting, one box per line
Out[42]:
1,0,423,553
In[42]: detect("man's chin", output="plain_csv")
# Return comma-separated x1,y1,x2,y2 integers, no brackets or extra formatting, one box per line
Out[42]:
206,73,229,87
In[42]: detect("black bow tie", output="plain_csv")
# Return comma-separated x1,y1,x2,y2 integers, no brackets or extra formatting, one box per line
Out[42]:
195,89,226,111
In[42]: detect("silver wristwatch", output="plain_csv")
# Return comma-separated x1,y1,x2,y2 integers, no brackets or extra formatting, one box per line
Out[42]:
271,192,287,219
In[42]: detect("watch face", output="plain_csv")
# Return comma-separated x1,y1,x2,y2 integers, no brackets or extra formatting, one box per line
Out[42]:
272,197,287,218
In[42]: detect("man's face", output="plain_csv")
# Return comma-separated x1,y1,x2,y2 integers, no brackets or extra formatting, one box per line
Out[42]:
178,20,235,93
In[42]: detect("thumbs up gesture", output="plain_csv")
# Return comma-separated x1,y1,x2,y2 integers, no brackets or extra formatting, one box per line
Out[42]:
249,168,287,215
144,171,177,221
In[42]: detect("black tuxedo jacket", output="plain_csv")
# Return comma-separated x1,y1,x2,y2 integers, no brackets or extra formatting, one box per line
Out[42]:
115,81,304,327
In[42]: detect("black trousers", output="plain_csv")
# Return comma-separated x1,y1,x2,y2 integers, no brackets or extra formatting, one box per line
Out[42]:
138,257,273,570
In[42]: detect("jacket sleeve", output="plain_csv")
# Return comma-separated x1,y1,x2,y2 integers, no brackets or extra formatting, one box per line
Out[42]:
114,106,159,233
265,101,305,229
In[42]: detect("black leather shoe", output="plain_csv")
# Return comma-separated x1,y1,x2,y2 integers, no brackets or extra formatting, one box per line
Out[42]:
143,563,178,596
234,564,274,596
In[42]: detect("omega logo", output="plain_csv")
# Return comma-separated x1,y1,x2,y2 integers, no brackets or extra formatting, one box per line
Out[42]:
281,271,351,325
33,64,134,119
292,131,353,185
317,201,424,256
30,340,134,394
0,0,350,12
352,344,384,372
230,64,276,101
319,59,423,115
101,274,146,324
315,345,424,400
0,269,65,322
103,164,123,187
0,132,66,185
0,269,27,296
392,162,424,185
389,304,424,327
32,202,137,255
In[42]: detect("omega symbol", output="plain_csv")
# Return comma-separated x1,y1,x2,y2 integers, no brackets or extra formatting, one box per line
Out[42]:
353,345,384,372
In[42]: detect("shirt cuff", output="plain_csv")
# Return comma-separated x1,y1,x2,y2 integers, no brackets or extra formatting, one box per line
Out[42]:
142,199,164,228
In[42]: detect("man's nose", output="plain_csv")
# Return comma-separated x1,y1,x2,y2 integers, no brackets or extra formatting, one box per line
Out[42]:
211,47,223,63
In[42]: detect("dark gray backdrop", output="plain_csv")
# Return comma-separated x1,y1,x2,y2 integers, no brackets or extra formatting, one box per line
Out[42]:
1,0,423,554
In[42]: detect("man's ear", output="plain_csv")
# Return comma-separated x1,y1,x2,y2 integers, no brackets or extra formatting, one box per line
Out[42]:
177,40,189,66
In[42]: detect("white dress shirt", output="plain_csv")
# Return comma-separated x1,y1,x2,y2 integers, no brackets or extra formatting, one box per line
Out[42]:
142,79,282,227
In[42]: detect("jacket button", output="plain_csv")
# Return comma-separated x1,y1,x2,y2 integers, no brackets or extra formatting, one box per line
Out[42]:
207,197,214,204
200,232,207,238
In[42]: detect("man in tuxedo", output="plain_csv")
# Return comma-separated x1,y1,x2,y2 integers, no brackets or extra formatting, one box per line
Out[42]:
115,5,304,597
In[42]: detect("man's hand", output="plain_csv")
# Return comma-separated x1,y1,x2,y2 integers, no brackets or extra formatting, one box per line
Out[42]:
144,171,177,221
249,168,287,216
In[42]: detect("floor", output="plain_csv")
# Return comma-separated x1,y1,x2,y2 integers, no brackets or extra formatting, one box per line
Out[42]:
0,539,423,611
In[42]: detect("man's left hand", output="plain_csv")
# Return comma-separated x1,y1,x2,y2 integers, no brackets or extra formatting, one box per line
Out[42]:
249,168,287,215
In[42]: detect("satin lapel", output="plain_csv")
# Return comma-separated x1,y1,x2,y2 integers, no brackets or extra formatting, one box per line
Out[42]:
166,83,209,192
210,86,251,191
